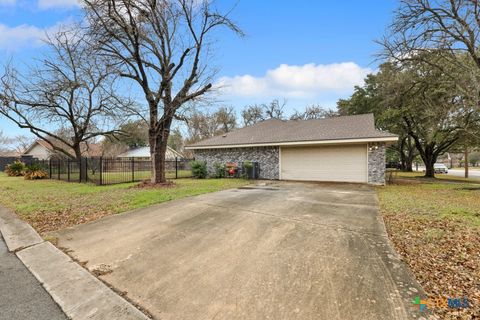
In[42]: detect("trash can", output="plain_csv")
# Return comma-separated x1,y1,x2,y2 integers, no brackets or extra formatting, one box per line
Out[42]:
242,161,260,179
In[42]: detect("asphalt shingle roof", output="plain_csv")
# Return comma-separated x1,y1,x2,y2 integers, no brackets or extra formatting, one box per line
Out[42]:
187,113,397,148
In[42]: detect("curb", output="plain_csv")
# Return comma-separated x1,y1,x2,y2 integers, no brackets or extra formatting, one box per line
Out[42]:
0,206,43,252
0,207,149,320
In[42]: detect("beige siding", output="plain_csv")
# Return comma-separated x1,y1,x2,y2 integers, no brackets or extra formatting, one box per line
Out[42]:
24,144,51,160
280,144,368,183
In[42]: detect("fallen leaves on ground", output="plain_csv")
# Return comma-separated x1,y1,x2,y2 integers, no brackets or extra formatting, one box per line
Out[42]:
379,183,480,320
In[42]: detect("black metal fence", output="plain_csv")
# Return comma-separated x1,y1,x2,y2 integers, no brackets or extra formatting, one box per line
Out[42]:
1,156,194,186
0,156,40,171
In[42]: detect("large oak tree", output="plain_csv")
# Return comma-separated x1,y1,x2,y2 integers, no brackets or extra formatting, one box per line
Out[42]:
0,29,130,178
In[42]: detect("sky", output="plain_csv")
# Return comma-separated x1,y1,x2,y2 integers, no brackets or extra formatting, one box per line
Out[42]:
0,0,398,137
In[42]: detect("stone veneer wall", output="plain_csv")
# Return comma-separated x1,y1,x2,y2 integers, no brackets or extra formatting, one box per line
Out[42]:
194,147,279,180
368,142,386,185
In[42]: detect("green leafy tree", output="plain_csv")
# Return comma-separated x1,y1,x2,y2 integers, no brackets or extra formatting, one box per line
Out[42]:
338,53,480,177
168,128,184,153
118,121,149,148
102,120,149,156
381,54,480,177
337,66,418,171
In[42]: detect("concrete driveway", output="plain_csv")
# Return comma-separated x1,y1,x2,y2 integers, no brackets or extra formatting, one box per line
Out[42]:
55,182,425,320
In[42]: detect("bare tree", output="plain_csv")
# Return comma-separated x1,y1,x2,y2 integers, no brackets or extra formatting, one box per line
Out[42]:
185,106,237,143
0,130,12,152
241,99,286,126
382,0,480,69
0,29,130,177
290,105,337,120
186,111,212,143
241,104,264,126
215,106,237,133
263,99,286,119
13,135,35,153
84,0,242,183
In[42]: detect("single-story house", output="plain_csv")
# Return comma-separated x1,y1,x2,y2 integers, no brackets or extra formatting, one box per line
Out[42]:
186,114,398,184
117,146,184,160
0,150,21,157
23,140,103,160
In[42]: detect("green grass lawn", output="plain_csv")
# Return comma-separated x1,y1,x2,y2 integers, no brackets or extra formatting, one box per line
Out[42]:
86,170,192,184
377,180,480,319
0,172,250,234
379,180,480,227
388,170,480,184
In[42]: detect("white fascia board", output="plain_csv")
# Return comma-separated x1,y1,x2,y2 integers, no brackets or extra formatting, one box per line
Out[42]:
185,136,399,150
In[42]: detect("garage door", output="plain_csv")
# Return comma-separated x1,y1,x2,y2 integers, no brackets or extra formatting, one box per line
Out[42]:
280,144,368,183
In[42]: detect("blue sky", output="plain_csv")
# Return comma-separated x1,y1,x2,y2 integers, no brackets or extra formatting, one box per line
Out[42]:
0,0,397,137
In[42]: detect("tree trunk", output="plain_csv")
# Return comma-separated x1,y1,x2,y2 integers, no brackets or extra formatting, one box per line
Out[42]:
149,118,173,184
151,140,166,183
423,152,437,178
399,151,407,171
464,147,469,179
404,157,413,172
408,131,436,178
398,136,415,172
405,137,416,172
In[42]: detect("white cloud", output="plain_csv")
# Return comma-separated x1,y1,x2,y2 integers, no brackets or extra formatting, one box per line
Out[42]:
0,22,63,51
0,0,16,6
216,62,373,99
38,0,79,9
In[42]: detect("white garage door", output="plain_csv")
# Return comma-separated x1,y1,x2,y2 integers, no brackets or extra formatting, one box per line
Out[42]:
280,144,368,183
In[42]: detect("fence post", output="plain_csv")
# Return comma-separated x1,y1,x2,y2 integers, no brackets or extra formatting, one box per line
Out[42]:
99,157,103,186
175,157,178,179
80,157,87,183
131,157,135,182
67,159,70,182
57,159,60,180
85,158,89,182
49,158,52,179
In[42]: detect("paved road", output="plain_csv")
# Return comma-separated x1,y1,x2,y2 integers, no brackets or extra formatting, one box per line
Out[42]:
0,234,66,320
447,169,480,178
56,182,426,320
414,167,480,178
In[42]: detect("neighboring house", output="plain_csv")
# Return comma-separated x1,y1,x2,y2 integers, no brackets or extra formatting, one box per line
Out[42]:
117,146,184,160
0,150,21,157
23,140,103,160
186,114,398,184
23,140,53,160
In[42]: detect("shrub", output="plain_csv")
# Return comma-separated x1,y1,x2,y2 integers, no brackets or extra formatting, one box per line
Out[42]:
190,160,207,179
243,161,253,179
24,163,48,180
212,162,226,178
5,161,25,176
